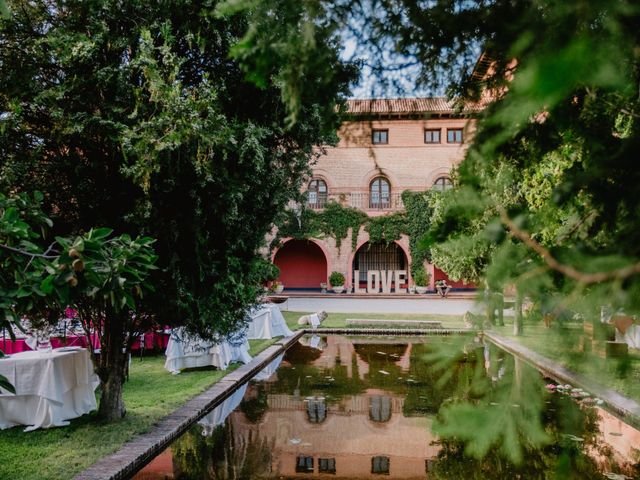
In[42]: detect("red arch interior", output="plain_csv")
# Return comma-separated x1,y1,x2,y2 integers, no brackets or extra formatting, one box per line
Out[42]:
274,240,327,289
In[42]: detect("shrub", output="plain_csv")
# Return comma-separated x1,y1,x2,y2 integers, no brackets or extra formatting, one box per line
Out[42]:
412,265,430,287
329,271,345,287
253,258,280,283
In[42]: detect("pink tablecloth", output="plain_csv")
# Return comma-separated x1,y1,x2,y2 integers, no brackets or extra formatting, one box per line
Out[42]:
1,332,170,354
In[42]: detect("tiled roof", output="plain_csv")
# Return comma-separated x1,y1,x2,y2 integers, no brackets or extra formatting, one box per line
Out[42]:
346,97,483,115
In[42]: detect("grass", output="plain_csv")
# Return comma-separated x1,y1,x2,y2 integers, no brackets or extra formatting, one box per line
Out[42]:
0,339,277,480
281,310,465,329
493,320,640,403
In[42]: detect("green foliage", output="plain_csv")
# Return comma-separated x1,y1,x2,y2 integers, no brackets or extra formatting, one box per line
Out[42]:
216,0,357,127
275,201,367,250
251,258,280,283
411,265,429,287
276,195,431,259
48,229,158,315
0,192,54,327
0,191,158,416
320,202,368,250
0,0,352,343
403,190,435,269
328,271,345,287
365,212,406,246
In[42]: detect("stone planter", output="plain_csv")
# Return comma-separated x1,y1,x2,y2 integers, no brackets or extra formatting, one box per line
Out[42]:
274,284,284,294
415,286,428,294
332,285,345,294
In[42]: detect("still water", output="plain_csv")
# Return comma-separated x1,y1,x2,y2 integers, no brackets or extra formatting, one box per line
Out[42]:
134,335,640,479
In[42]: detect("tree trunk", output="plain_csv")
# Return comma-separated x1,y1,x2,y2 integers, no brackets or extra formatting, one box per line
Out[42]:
97,308,128,420
484,284,495,326
496,292,505,327
514,292,523,336
98,367,126,420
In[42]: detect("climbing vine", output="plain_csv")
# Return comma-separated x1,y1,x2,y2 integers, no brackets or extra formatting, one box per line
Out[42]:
402,190,437,275
273,191,436,267
366,213,407,246
318,202,367,249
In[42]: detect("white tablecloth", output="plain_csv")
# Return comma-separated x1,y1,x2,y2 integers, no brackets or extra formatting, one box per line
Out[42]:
246,303,294,339
164,328,251,374
252,353,284,381
0,348,99,431
198,383,248,436
616,324,640,349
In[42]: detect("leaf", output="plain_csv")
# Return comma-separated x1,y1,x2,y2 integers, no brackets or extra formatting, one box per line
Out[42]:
40,275,55,294
2,207,18,222
91,227,113,240
0,374,15,394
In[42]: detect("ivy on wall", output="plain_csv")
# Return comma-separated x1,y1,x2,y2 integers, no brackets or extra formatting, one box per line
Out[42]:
402,190,436,275
273,191,436,272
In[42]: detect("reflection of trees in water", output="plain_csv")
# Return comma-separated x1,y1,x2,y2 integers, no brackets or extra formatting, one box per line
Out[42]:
282,341,323,364
423,335,639,478
271,340,369,402
240,383,268,424
171,421,276,480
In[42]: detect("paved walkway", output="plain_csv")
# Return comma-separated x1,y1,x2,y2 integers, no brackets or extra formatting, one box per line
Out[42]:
279,296,482,315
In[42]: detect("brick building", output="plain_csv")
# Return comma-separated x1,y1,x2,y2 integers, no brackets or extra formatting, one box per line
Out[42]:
272,98,478,293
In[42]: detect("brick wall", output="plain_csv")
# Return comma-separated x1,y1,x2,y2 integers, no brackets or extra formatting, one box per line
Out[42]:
273,115,476,291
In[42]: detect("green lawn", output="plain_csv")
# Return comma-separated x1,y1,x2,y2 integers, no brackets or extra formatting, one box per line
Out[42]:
0,339,277,480
282,310,466,329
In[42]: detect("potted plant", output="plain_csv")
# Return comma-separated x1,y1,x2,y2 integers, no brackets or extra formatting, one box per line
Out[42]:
329,271,345,293
412,266,430,294
271,281,284,294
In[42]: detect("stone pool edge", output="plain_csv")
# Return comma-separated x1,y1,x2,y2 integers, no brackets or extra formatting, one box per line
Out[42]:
74,330,305,480
485,331,640,429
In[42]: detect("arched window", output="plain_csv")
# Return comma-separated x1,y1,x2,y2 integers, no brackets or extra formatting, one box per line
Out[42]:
370,177,391,209
433,177,453,192
307,179,328,209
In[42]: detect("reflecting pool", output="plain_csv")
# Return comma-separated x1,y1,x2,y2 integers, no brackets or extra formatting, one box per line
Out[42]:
134,335,640,479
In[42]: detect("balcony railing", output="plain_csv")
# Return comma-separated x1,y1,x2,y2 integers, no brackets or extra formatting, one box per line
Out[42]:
306,192,405,211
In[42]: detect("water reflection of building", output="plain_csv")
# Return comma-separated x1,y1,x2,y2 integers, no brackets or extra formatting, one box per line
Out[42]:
313,335,413,380
593,407,640,467
133,336,640,479
229,388,439,478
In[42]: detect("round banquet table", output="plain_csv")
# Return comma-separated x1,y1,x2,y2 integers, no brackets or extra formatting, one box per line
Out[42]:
246,303,294,339
0,348,99,431
164,328,251,374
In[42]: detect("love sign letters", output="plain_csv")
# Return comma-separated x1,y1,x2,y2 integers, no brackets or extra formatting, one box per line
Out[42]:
353,270,407,294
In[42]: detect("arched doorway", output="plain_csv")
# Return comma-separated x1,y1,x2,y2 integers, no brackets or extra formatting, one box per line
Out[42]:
352,242,407,292
273,240,328,290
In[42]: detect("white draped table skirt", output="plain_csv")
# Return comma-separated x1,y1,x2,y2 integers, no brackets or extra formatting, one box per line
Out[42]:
0,348,98,431
164,328,251,374
246,303,294,339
